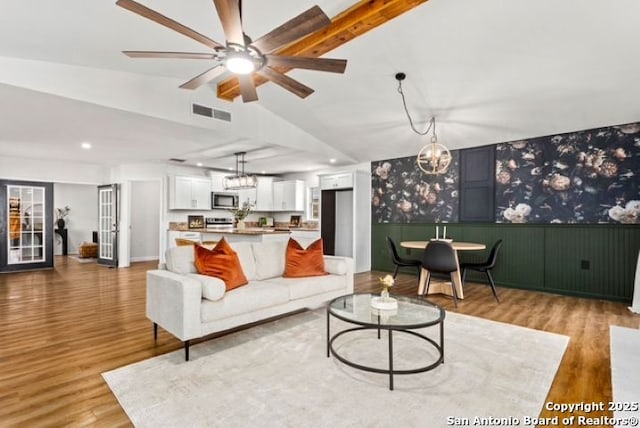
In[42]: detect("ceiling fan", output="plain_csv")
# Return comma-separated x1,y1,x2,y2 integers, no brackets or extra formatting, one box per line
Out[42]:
116,0,347,102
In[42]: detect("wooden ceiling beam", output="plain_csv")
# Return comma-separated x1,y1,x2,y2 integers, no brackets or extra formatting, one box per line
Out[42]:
217,0,429,102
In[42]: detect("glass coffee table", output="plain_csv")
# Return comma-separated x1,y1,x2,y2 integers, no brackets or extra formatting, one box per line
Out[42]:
327,293,445,390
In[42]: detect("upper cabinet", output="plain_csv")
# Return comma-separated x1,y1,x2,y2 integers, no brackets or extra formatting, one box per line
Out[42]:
320,173,353,190
273,180,304,212
236,177,274,212
168,175,211,210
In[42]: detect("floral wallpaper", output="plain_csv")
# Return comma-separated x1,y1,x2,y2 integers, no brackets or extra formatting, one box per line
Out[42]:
371,152,460,223
496,122,640,224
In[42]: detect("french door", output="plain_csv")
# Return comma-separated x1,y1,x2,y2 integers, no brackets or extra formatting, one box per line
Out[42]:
97,184,119,267
0,180,54,272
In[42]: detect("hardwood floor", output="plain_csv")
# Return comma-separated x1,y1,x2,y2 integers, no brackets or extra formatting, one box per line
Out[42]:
0,258,638,427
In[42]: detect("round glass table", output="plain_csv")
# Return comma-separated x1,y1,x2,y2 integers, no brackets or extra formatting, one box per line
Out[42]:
326,293,445,390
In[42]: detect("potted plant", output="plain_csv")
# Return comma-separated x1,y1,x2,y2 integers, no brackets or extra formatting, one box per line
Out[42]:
229,199,254,230
55,206,71,230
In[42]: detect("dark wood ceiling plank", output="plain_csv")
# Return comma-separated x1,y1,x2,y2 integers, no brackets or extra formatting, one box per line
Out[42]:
217,0,429,101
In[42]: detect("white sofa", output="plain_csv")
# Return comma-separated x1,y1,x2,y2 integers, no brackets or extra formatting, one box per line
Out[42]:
147,240,354,360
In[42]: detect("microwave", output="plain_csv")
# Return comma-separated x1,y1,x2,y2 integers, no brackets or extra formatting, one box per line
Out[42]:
212,192,238,209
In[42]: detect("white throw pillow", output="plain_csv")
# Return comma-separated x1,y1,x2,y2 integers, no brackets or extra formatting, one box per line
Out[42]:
324,257,347,275
228,242,257,280
166,246,197,274
253,241,288,280
187,273,226,301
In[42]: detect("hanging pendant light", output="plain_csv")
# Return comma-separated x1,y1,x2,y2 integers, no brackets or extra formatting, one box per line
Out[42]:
224,152,257,190
416,117,452,175
395,72,452,175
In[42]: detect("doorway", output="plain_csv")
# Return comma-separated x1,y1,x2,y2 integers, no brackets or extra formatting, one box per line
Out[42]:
0,180,54,272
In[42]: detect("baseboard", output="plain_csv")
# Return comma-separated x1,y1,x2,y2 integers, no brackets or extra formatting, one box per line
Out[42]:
130,256,159,263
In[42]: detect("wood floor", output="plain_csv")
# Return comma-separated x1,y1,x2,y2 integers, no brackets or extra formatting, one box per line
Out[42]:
1,257,638,427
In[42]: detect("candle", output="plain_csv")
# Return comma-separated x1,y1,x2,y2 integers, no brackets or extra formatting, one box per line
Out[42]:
443,225,447,239
436,225,439,240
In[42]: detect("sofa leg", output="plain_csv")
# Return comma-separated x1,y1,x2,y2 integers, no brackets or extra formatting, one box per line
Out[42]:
184,340,190,361
153,323,158,341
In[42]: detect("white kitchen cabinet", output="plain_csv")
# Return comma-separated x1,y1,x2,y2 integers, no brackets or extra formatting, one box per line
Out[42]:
235,177,274,212
168,175,211,210
273,180,304,211
319,173,353,190
209,172,227,192
255,177,274,211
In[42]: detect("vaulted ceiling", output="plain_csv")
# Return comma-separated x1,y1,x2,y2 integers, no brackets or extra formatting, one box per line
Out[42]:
0,0,638,175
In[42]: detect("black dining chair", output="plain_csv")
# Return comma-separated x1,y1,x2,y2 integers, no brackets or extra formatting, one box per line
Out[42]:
386,237,422,280
421,240,459,307
460,239,503,303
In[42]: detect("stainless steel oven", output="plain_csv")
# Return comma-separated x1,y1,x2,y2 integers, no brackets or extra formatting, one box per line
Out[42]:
211,192,238,209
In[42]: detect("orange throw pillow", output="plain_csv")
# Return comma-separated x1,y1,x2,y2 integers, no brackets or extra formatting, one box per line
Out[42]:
284,238,328,278
194,238,248,291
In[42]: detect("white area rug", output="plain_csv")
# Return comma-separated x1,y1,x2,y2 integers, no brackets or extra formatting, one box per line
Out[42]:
610,326,640,421
103,310,568,428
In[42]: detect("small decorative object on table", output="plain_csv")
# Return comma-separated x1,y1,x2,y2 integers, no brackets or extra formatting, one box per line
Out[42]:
188,215,204,229
371,274,398,310
229,199,254,230
55,206,71,230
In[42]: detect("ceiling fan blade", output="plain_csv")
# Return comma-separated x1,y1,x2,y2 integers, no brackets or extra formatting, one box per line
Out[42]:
238,74,258,103
179,65,226,90
213,0,244,46
265,55,347,74
257,67,314,99
124,51,217,59
252,5,330,53
116,0,223,50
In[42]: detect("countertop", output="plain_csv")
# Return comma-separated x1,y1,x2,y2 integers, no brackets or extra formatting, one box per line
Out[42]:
169,227,319,234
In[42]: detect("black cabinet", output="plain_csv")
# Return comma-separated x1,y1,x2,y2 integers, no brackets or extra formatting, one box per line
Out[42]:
460,146,495,222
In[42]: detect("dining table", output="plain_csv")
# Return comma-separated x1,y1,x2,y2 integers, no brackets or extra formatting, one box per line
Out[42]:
400,241,486,299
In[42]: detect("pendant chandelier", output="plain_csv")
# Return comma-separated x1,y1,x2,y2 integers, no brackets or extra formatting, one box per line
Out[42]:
224,152,257,190
395,72,452,175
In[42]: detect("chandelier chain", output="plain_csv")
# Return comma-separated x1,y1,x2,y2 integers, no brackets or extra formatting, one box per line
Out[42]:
397,79,434,136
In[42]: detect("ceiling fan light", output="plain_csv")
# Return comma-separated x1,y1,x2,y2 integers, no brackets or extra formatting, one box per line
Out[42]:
226,55,255,75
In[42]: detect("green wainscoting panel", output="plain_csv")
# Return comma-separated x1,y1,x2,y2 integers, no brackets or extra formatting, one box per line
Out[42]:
371,223,640,302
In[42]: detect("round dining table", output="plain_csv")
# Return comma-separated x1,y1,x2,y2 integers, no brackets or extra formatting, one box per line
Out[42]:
400,241,486,299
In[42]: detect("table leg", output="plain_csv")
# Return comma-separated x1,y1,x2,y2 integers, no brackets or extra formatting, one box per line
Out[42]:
417,268,428,295
326,308,330,358
388,329,394,391
451,251,465,299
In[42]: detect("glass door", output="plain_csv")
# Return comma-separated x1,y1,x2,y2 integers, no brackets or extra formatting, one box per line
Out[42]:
97,184,119,267
0,180,54,272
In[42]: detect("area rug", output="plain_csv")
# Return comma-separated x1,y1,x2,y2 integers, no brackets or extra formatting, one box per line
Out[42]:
103,310,569,428
610,325,640,421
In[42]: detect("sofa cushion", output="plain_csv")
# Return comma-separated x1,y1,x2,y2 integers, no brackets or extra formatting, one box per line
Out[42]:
265,274,346,300
186,273,226,301
252,240,287,280
166,245,198,275
228,241,258,281
284,238,328,278
194,240,248,291
324,257,348,275
200,281,289,323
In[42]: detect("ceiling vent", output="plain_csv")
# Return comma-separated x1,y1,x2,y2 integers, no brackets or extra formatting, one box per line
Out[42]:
192,103,231,122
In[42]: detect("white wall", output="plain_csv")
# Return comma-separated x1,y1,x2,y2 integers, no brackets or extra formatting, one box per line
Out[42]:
130,181,160,262
0,156,109,184
53,183,97,255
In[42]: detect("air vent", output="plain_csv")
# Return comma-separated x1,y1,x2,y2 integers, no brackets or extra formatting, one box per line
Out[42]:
192,103,231,122
169,158,186,163
213,109,231,122
192,103,213,118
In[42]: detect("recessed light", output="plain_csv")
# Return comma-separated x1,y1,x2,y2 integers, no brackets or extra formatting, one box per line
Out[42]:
329,158,336,163
196,162,203,167
81,142,92,149
228,167,233,171
261,171,266,174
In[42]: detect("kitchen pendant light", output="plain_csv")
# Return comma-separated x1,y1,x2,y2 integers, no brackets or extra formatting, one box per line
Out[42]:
224,152,257,190
395,72,452,175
